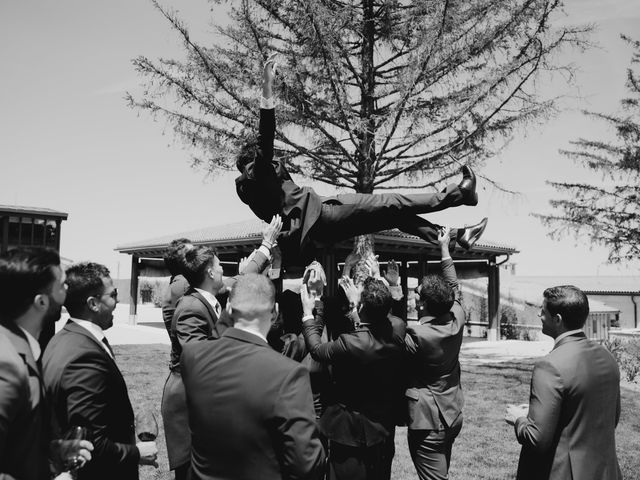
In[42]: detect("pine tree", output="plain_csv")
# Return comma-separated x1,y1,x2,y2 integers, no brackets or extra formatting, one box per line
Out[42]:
128,0,587,194
537,35,640,263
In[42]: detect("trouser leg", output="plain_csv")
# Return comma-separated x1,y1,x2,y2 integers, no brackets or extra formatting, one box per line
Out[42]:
312,184,462,244
407,416,463,480
328,438,395,480
174,463,190,480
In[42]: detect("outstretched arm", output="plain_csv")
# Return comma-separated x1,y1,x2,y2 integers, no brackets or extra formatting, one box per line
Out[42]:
438,227,459,299
255,54,277,177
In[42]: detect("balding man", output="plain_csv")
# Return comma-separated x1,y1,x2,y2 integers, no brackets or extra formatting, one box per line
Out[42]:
181,273,325,480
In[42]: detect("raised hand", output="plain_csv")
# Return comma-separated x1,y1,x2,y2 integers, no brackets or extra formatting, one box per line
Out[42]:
262,214,283,247
364,253,381,279
383,259,400,286
300,284,316,317
438,226,451,248
339,276,362,309
263,53,278,97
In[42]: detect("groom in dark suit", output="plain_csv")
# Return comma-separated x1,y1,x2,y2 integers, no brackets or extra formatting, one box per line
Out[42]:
236,55,487,268
43,262,158,480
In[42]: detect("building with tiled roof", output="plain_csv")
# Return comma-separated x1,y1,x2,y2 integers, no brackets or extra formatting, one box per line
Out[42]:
116,218,518,340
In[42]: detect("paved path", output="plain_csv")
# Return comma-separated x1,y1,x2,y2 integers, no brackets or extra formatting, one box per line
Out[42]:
54,304,556,362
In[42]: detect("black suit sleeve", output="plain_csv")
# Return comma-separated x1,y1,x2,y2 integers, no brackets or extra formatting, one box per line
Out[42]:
514,359,563,453
62,351,140,468
302,302,350,363
0,354,25,469
175,303,215,346
255,108,275,177
272,364,325,480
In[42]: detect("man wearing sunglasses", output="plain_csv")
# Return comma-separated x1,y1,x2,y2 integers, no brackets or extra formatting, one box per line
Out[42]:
43,262,158,480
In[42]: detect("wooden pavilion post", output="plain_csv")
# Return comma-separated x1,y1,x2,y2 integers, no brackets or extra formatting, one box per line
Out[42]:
487,257,500,341
129,256,140,325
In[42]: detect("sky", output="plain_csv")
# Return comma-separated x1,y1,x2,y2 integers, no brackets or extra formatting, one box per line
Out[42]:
1,0,639,280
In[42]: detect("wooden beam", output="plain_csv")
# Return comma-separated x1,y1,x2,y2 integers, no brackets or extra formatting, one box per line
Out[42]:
129,256,140,325
400,259,409,321
1,216,8,254
487,257,500,341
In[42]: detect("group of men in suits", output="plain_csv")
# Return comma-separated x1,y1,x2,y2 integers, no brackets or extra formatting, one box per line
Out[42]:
0,247,157,480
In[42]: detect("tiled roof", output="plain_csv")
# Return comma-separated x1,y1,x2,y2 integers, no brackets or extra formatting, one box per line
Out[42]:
116,218,517,256
0,205,68,219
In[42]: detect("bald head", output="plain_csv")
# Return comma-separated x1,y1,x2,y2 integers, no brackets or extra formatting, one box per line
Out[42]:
228,273,276,326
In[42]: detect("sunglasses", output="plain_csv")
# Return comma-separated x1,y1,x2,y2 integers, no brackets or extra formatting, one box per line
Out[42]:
96,288,118,300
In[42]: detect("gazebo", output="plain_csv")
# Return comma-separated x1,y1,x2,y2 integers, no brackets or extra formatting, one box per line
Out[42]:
116,219,518,341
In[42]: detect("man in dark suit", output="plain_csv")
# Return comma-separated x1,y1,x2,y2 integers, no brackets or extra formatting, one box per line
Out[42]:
43,262,158,480
505,285,622,480
162,215,281,479
236,55,488,269
181,273,325,480
0,247,92,480
161,238,192,342
301,272,408,480
404,227,465,480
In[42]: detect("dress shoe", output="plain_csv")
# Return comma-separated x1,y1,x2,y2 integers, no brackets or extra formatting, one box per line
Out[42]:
457,217,488,250
459,165,478,206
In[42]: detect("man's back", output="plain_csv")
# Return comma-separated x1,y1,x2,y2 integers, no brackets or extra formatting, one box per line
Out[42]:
516,334,621,480
181,327,324,480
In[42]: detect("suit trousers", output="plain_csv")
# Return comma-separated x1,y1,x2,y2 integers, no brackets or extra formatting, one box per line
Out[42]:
327,435,395,480
311,184,463,246
407,414,463,480
161,371,191,470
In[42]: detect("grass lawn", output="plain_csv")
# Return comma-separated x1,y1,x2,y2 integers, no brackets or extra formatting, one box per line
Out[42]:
116,344,640,480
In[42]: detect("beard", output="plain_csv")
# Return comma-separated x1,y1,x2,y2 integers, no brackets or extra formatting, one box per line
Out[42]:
44,300,63,326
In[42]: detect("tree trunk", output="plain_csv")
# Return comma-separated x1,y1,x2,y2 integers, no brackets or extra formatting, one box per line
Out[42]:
351,234,375,286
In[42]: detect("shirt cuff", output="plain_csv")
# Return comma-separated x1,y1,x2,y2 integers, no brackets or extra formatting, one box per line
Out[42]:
260,96,276,110
302,314,314,323
388,285,403,301
258,244,272,261
441,256,452,262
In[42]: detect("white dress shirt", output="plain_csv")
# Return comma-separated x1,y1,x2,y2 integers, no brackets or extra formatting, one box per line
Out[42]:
554,328,584,345
194,288,222,317
18,326,41,362
70,318,113,358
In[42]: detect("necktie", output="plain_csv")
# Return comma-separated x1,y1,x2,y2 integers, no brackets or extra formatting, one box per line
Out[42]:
101,337,115,358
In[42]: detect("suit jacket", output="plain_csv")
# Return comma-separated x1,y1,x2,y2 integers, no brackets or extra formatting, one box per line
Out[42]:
0,324,49,480
406,257,465,431
181,328,325,480
43,321,139,480
303,301,408,447
235,108,323,250
515,333,622,480
168,251,270,368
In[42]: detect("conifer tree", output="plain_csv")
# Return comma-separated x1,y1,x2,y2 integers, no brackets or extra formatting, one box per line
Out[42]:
537,35,640,263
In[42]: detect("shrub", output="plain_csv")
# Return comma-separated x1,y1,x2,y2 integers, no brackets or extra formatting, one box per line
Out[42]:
139,277,169,307
603,338,624,363
500,305,519,340
620,339,640,383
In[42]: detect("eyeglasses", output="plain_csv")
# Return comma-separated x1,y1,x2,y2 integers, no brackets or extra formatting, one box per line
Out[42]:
96,288,118,300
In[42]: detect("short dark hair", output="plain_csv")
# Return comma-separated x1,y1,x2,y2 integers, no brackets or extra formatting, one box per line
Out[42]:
0,247,60,322
360,278,393,340
419,274,454,316
228,273,275,321
65,262,111,317
182,245,218,287
543,285,589,330
360,277,392,322
236,138,259,172
163,238,192,276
